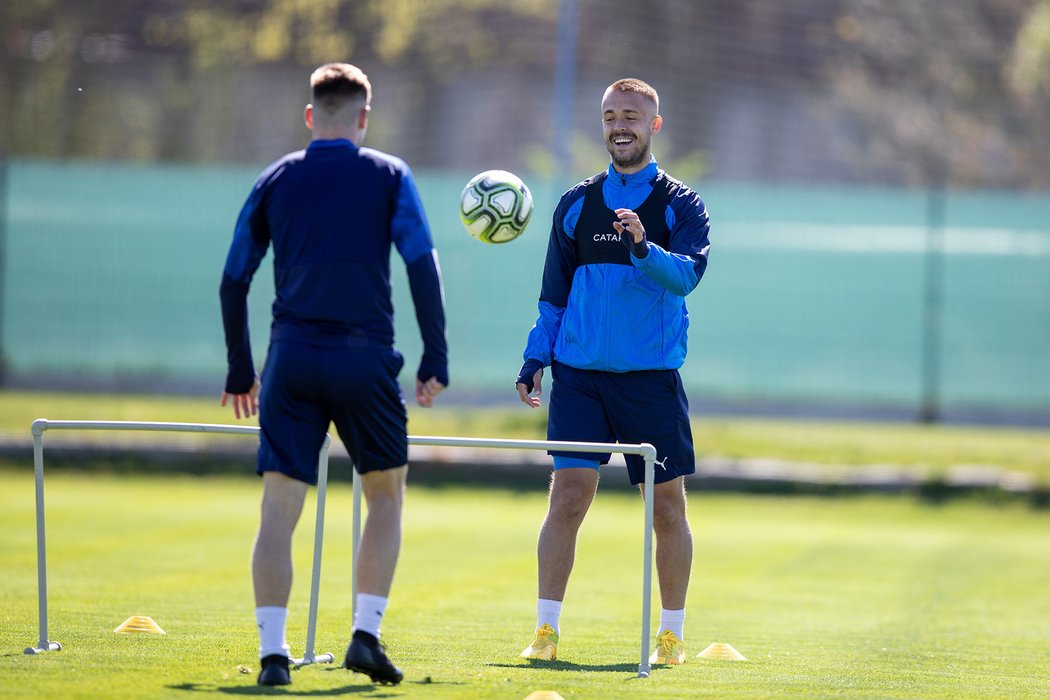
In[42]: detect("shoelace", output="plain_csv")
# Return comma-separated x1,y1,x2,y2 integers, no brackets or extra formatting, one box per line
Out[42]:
658,631,679,653
534,625,556,644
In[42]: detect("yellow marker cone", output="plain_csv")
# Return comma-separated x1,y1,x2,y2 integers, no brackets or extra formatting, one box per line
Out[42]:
697,642,746,660
114,616,166,634
524,692,565,700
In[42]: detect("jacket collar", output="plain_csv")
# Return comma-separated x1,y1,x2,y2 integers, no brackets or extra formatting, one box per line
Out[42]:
308,138,356,151
606,158,659,186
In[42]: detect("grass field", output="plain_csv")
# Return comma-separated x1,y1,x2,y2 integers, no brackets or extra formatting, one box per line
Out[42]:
3,467,1049,699
2,390,1049,697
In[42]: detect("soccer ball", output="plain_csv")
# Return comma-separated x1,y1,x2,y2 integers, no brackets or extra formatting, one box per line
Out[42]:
459,170,533,244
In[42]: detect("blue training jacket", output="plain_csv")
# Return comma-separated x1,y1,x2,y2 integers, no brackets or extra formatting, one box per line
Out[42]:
520,159,710,377
220,139,448,394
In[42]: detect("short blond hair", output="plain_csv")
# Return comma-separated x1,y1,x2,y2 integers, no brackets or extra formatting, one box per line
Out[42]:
310,63,371,115
607,78,659,112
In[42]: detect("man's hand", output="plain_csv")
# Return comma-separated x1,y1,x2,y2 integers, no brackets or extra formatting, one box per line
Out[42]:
416,376,445,407
220,377,261,420
516,367,544,408
613,207,649,258
613,207,645,244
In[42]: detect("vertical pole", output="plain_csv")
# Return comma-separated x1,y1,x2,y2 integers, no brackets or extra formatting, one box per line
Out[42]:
27,419,60,654
33,423,49,650
919,178,946,422
554,0,578,180
351,467,361,619
638,451,655,677
301,436,332,665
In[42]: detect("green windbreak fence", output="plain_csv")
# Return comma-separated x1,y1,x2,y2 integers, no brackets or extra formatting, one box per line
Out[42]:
3,160,1048,417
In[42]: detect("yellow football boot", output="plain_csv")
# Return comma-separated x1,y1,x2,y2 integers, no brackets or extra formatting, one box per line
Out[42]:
649,629,686,665
519,623,559,661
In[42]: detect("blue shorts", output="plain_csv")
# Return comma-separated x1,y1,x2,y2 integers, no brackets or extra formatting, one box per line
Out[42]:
257,341,408,484
547,362,695,486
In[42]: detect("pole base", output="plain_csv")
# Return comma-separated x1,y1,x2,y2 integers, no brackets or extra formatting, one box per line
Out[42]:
291,652,335,667
25,641,62,654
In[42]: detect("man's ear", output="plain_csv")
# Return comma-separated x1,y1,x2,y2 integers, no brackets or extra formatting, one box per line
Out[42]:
358,103,371,129
304,104,314,129
651,114,663,136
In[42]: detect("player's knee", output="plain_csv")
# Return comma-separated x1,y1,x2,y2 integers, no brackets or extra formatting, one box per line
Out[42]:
261,471,308,522
651,490,689,533
548,498,590,526
548,488,594,525
361,466,407,509
652,503,689,535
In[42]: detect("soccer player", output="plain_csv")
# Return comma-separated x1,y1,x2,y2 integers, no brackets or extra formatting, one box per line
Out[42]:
220,63,448,687
515,78,710,666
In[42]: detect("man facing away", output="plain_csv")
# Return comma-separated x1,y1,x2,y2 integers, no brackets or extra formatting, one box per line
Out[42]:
220,62,448,687
515,78,711,666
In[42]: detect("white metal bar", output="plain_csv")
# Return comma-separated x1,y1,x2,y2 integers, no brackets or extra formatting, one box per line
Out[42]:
639,455,655,677
347,435,657,678
30,419,262,435
25,418,333,666
351,469,361,616
294,434,335,667
28,420,659,678
25,422,60,654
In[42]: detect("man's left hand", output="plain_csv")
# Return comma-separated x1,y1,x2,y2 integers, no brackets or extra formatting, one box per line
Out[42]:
416,376,445,407
613,208,645,243
220,377,261,420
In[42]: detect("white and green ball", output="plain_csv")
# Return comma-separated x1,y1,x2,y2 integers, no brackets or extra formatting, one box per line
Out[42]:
459,169,533,244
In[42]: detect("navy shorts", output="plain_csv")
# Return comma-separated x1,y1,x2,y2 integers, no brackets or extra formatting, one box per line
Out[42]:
547,362,695,486
257,341,408,484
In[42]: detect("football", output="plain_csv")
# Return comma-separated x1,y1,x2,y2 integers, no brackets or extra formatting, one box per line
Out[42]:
459,169,533,244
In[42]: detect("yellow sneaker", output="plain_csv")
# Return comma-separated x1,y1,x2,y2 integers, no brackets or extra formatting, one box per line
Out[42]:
520,624,559,660
649,630,686,665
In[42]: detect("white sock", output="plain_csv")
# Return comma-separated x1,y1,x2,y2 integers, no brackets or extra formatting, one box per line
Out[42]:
537,598,562,634
352,593,388,638
658,608,686,640
256,606,290,658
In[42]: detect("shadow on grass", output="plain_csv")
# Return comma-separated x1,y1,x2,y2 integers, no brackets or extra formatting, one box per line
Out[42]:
169,673,462,696
487,660,648,675
168,682,374,696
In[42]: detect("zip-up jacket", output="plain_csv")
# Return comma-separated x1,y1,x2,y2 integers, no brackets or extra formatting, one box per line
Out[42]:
518,159,709,384
221,139,448,394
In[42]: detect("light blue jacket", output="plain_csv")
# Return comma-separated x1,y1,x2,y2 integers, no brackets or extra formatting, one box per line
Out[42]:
520,160,710,377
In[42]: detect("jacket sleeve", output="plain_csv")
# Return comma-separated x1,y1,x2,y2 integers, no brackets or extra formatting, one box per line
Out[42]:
220,180,271,394
522,194,580,363
392,167,449,387
632,187,710,296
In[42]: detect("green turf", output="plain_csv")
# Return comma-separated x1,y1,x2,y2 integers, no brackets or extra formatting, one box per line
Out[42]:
2,390,1049,483
2,469,1049,698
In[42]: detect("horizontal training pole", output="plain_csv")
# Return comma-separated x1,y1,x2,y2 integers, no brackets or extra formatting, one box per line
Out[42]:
32,419,260,437
32,422,658,461
407,434,658,461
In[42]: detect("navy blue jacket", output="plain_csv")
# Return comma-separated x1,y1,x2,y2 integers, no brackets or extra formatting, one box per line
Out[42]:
221,139,447,393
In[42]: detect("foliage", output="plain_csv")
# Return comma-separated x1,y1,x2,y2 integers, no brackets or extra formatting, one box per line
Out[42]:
817,0,1050,187
2,0,1048,186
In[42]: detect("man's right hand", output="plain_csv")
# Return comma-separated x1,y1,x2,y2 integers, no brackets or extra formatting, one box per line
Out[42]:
220,377,261,420
516,368,544,408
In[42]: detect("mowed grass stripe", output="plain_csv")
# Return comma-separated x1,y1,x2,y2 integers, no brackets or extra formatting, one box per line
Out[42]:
3,469,1049,698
